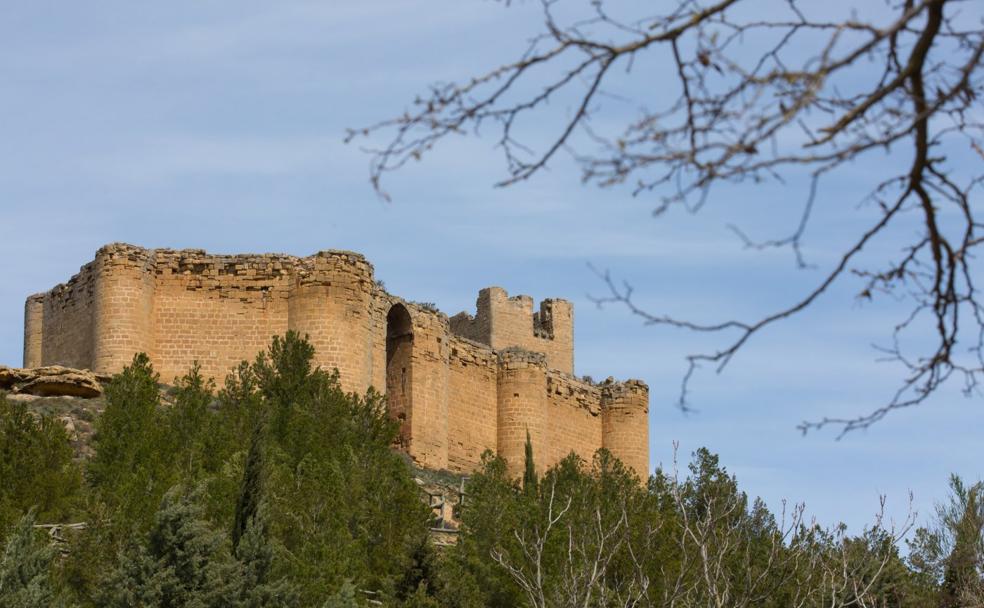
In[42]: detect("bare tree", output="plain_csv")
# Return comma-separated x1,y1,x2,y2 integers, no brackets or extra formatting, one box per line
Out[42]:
491,476,652,608
488,447,915,607
351,0,984,433
660,446,914,608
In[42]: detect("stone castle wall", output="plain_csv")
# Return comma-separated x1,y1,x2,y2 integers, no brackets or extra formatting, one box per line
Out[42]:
25,243,649,477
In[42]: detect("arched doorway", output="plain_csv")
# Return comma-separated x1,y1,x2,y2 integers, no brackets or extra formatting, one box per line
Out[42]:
386,304,413,446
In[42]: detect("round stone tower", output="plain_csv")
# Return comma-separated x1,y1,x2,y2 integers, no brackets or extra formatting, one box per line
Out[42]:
601,380,650,479
288,250,375,394
91,244,156,374
496,350,547,478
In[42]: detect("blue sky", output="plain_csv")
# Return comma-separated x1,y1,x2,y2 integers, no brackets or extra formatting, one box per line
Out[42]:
1,1,981,537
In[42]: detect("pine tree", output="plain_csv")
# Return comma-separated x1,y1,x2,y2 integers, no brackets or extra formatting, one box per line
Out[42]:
100,486,240,608
940,485,983,608
522,429,537,497
167,363,217,479
321,581,360,608
88,352,171,530
0,394,81,539
245,332,430,604
235,507,299,608
0,510,61,608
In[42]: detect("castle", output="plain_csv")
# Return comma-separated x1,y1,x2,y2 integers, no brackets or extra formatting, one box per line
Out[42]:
23,244,649,477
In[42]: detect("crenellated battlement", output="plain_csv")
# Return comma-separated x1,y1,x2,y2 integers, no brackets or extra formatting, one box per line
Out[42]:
24,244,648,478
450,287,574,374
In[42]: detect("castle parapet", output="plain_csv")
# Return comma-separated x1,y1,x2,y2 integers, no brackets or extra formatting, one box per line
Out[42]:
451,287,573,375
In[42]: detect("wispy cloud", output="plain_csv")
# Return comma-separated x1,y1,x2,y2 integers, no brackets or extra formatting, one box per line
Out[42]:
77,133,346,184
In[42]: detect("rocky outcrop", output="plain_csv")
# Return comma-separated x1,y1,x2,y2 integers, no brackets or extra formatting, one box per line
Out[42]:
0,365,108,398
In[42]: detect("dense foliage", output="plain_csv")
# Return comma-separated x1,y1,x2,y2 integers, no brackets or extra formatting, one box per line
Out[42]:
0,332,981,606
0,395,81,536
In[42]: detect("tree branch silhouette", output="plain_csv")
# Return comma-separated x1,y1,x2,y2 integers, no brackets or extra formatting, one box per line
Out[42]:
352,0,984,434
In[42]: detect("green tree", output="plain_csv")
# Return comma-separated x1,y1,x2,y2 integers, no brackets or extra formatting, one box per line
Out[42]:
433,451,524,608
64,334,431,606
162,332,434,606
909,475,984,607
68,356,236,603
87,353,170,530
0,510,62,608
446,446,921,608
218,332,431,604
100,486,240,608
320,581,359,608
234,507,299,608
233,427,265,550
941,488,983,607
522,430,537,497
165,363,218,480
447,450,647,608
0,394,81,541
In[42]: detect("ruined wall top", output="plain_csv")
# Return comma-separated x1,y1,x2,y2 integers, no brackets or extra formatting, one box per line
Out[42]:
87,243,373,279
35,243,579,379
450,286,575,374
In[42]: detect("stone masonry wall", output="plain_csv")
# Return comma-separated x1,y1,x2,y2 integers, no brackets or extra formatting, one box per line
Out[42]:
23,295,44,369
152,249,292,384
446,337,498,471
25,243,649,478
542,371,605,471
288,252,376,394
601,380,650,478
91,245,157,374
38,261,98,370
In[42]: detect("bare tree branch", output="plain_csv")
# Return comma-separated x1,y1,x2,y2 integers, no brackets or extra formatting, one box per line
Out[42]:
353,0,984,433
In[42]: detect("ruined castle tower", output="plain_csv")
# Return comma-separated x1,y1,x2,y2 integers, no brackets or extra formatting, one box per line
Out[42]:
24,244,650,477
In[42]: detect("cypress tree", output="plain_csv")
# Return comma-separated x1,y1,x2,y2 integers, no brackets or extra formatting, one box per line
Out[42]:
233,426,265,550
523,429,537,496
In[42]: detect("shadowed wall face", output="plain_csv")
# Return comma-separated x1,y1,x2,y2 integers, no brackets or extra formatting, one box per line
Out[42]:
386,304,413,447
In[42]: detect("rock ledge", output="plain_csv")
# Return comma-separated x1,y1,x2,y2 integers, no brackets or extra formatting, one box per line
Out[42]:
0,365,109,398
